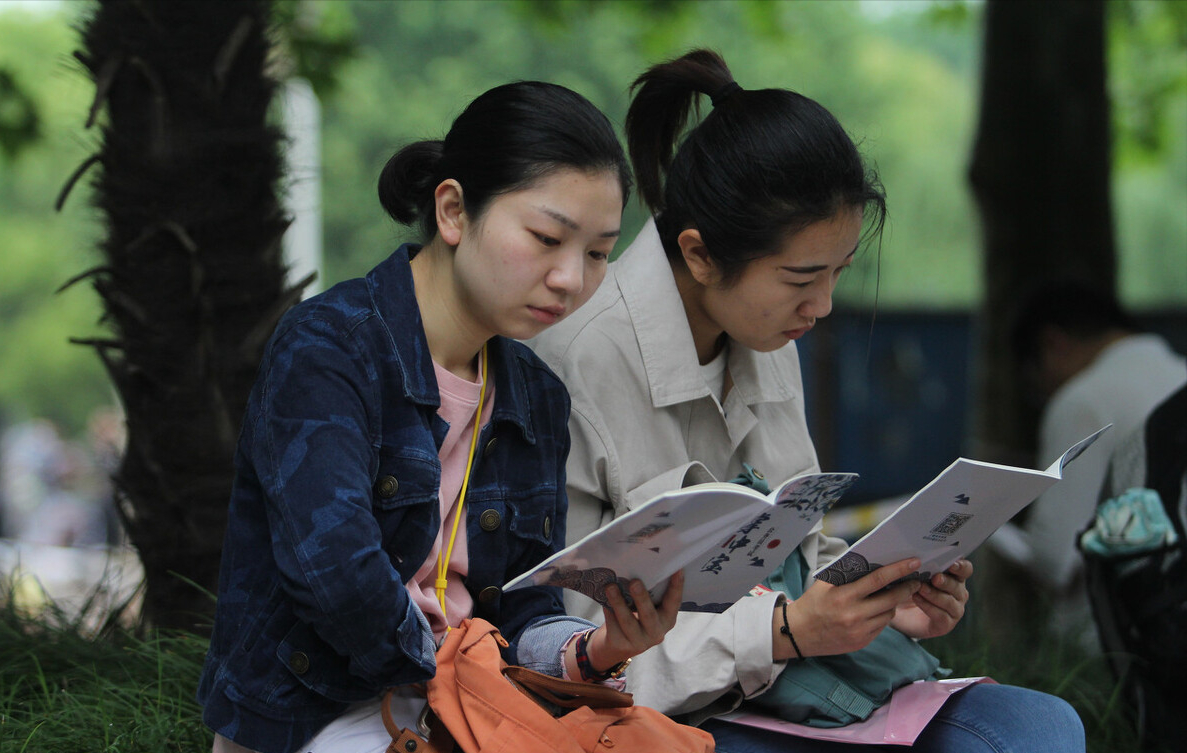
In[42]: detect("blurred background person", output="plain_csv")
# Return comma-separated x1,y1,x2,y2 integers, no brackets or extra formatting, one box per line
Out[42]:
989,279,1186,642
85,405,126,546
1082,383,1186,751
1,417,67,541
18,442,108,548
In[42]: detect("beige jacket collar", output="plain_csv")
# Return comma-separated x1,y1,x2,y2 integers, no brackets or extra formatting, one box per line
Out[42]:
615,218,802,410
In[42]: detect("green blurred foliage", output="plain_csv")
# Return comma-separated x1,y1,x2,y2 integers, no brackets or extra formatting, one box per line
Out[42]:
318,0,984,309
0,3,110,435
0,0,1183,436
1107,0,1187,305
0,67,41,159
269,0,359,98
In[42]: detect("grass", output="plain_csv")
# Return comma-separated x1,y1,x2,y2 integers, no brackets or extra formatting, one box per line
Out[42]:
925,559,1154,753
0,586,212,752
0,567,1154,753
926,619,1138,753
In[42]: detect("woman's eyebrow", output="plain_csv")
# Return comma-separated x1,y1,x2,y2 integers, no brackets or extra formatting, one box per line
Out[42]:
780,248,857,274
535,206,621,238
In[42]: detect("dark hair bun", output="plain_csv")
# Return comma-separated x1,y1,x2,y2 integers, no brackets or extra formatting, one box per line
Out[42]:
377,81,630,241
378,140,444,227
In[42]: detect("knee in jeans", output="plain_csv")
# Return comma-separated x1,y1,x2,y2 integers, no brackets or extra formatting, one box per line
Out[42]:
1016,689,1086,749
1046,695,1085,736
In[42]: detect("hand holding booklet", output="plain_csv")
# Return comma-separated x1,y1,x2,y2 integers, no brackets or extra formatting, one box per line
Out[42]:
813,425,1111,587
505,472,860,613
505,426,1110,612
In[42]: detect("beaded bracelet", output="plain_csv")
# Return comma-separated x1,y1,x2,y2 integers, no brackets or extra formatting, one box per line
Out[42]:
780,600,805,660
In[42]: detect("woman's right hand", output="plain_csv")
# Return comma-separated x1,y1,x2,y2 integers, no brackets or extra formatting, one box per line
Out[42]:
583,571,685,672
772,558,922,660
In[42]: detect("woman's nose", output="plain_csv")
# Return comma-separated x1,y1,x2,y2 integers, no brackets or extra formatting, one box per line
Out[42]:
547,250,585,295
801,281,834,320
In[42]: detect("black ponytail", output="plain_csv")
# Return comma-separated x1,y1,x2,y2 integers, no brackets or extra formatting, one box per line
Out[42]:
626,49,733,214
378,81,631,241
627,49,886,284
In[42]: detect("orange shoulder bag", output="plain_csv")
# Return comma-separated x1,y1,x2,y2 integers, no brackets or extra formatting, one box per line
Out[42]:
384,346,712,753
384,617,714,753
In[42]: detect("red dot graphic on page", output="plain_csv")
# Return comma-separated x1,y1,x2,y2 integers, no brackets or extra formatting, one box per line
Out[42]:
767,539,781,549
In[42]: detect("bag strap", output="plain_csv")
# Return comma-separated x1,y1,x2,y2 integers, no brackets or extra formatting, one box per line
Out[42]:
382,689,454,753
822,680,879,720
502,665,634,710
1143,385,1187,540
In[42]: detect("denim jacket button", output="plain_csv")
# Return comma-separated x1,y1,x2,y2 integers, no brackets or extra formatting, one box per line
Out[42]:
289,651,310,675
479,509,502,531
375,475,399,499
483,437,498,457
543,515,552,539
478,586,501,604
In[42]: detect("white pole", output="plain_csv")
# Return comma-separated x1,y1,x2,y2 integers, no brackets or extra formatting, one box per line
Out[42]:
279,77,323,298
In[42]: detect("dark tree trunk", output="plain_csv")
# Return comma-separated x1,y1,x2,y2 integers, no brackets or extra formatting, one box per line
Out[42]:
69,0,298,632
966,0,1115,648
968,0,1115,463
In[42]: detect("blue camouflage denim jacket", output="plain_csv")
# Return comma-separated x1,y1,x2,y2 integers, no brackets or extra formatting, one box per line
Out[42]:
198,244,577,753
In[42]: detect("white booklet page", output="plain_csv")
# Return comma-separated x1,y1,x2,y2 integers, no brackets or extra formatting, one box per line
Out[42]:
813,425,1111,586
506,472,858,612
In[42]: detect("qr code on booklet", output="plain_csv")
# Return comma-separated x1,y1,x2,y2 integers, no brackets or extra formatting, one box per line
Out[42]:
924,512,972,542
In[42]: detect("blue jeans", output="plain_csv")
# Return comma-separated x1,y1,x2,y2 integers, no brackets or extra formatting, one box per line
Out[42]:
701,684,1086,753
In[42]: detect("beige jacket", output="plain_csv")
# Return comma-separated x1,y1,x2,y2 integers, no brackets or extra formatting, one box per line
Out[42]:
529,219,847,722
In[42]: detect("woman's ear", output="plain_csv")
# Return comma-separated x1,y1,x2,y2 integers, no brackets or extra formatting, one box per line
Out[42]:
677,228,720,286
434,179,466,247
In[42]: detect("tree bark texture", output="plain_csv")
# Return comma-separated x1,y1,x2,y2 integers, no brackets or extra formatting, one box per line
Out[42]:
72,0,295,632
968,0,1115,462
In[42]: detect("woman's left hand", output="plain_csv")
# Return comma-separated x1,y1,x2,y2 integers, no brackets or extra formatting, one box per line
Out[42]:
889,559,972,639
585,571,684,672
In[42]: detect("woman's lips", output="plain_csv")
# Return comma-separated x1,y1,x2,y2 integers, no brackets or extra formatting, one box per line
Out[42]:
529,304,565,325
783,325,812,340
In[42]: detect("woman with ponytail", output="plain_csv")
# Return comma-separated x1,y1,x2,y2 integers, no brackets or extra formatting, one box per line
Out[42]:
198,81,684,753
531,50,1085,752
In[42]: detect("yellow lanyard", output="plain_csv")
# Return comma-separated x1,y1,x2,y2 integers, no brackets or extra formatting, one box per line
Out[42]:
435,343,488,621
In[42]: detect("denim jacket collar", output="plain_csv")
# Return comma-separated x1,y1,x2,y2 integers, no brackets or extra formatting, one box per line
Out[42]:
367,243,537,444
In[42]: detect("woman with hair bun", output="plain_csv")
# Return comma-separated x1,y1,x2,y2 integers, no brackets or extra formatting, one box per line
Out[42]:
198,80,684,753
531,49,1085,753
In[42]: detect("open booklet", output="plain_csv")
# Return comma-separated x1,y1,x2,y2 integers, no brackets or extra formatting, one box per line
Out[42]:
504,472,859,613
813,425,1111,587
505,425,1109,613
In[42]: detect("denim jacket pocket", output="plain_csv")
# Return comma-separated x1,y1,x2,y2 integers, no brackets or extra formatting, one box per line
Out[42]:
218,608,352,716
504,483,560,546
466,482,558,543
276,620,378,704
371,448,439,511
237,581,284,656
466,482,559,582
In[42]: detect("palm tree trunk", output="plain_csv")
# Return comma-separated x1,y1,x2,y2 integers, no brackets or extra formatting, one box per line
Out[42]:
70,0,298,632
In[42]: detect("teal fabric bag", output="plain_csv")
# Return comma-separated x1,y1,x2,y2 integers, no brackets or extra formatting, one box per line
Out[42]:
748,550,944,728
726,463,943,727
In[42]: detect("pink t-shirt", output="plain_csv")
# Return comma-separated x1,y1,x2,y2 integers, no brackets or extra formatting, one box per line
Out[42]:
405,358,494,641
